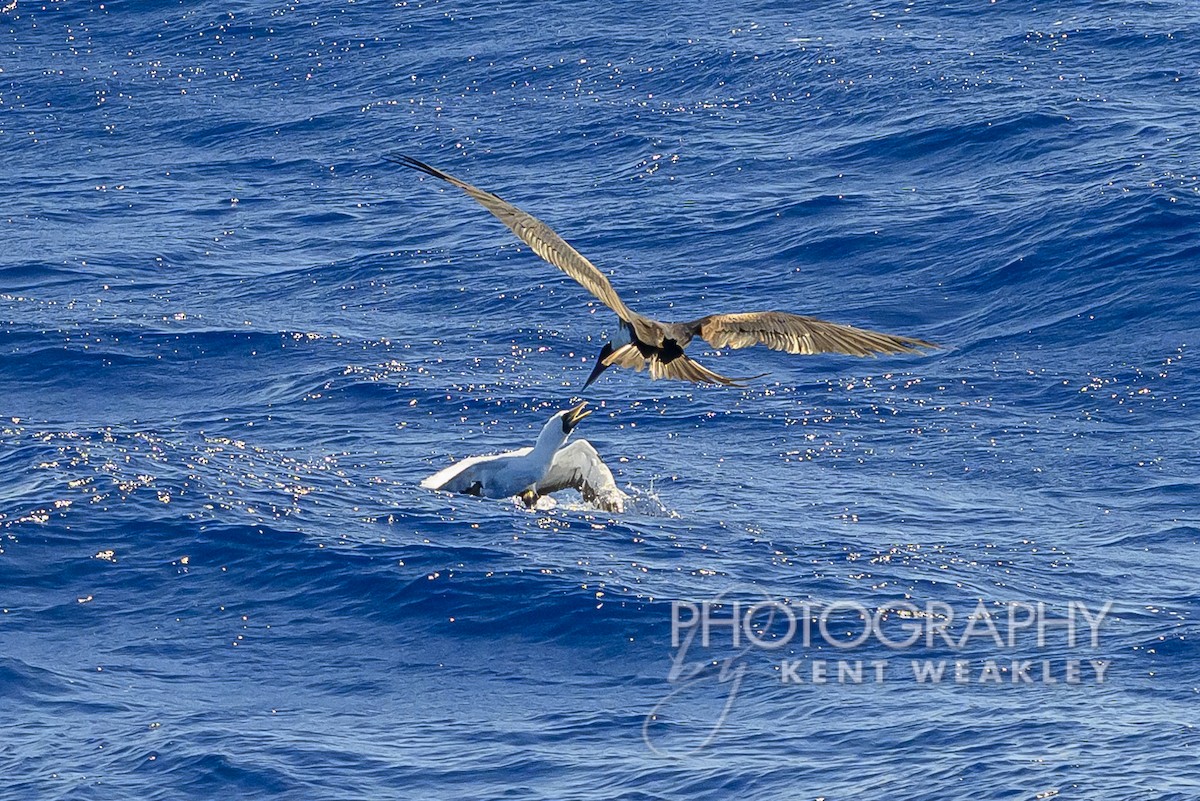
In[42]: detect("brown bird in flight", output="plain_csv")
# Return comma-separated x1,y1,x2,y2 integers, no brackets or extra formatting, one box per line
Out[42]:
387,154,938,387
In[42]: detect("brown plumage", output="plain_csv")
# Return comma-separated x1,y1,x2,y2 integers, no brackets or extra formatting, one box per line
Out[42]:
387,154,939,387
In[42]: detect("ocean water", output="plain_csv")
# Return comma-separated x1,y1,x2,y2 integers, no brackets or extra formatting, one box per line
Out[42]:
3,0,1200,798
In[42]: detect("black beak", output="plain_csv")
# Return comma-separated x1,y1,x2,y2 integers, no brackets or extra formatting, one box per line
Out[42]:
583,343,614,389
561,401,593,433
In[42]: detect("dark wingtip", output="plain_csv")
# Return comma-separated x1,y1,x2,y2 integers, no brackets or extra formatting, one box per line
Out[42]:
381,152,413,168
902,335,941,352
382,153,447,181
728,371,771,387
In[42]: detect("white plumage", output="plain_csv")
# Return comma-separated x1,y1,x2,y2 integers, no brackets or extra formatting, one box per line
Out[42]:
421,402,626,513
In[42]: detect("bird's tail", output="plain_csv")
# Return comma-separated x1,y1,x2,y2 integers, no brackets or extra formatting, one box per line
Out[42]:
650,353,766,387
599,343,766,387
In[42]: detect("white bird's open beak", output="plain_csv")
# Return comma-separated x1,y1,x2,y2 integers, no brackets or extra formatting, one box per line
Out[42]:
561,400,593,433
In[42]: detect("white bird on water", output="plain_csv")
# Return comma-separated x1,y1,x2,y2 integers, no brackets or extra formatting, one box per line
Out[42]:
421,402,627,513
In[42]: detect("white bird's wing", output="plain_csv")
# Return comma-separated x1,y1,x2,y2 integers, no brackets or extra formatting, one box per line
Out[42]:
536,439,626,513
422,447,532,494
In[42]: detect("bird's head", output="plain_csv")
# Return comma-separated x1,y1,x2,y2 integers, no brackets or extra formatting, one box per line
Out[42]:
558,400,593,434
535,401,593,452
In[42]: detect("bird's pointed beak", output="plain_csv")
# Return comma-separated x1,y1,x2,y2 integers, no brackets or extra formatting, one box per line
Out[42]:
583,343,614,389
561,400,592,433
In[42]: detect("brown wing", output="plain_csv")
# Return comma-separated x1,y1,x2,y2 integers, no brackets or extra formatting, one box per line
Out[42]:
691,311,938,356
386,154,638,323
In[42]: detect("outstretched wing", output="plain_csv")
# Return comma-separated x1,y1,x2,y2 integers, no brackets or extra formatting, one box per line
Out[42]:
421,448,531,494
387,154,639,323
537,440,626,513
691,311,938,357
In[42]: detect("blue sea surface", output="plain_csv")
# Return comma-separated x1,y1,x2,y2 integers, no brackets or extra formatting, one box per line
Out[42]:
3,1,1200,798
